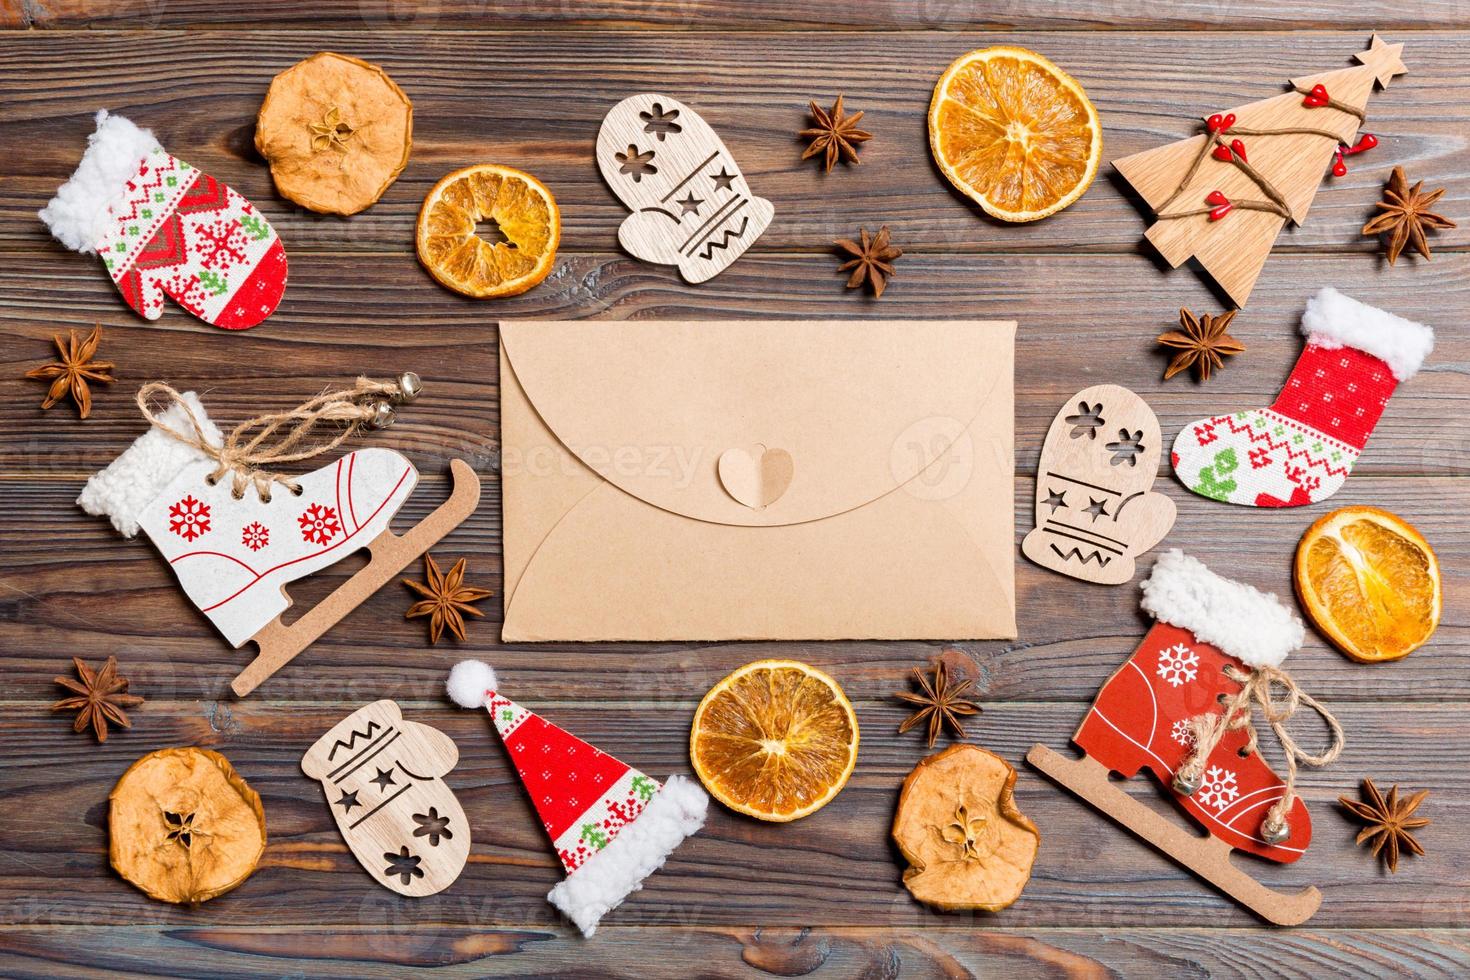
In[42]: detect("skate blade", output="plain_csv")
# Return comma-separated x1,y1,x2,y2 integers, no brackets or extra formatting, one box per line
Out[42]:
231,459,482,697
1026,744,1322,926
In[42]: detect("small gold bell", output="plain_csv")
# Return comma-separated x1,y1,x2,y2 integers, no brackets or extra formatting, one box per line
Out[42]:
395,372,422,402
368,401,396,429
1261,813,1290,844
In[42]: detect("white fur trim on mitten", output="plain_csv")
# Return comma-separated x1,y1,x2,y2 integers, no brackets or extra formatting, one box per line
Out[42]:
77,391,220,538
1302,287,1434,382
39,110,160,255
1140,550,1304,669
547,774,709,937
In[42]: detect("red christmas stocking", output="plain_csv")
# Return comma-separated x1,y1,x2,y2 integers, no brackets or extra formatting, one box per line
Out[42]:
40,110,287,330
1073,551,1342,862
1171,288,1432,506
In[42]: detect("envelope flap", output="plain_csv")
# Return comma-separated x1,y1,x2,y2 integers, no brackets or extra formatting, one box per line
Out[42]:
500,320,1014,527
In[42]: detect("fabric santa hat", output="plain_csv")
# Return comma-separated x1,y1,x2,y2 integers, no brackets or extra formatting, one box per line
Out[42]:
447,660,708,937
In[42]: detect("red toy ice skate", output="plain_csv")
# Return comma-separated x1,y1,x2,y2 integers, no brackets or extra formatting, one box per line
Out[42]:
1029,550,1343,925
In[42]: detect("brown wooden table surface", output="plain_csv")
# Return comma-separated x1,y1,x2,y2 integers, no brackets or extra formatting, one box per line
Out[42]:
2,3,1468,977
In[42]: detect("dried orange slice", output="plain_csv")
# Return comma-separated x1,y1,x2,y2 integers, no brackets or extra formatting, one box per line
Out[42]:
690,660,858,822
416,164,560,299
1294,506,1441,662
929,46,1102,222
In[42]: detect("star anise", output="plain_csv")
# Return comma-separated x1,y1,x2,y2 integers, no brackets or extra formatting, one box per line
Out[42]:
1362,166,1456,265
895,658,981,748
1157,307,1245,382
1339,777,1429,873
402,554,493,643
25,324,114,419
309,105,355,152
834,225,902,299
799,94,873,172
51,656,144,743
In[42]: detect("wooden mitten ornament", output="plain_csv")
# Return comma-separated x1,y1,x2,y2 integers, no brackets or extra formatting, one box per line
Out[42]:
1021,384,1175,584
1113,35,1406,306
40,111,288,329
77,377,480,697
596,94,773,282
1028,551,1344,926
302,700,470,897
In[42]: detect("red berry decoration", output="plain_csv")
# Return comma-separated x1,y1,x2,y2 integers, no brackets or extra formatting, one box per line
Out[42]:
1206,189,1233,220
1212,138,1248,163
1329,133,1376,178
1302,83,1330,107
1206,112,1237,134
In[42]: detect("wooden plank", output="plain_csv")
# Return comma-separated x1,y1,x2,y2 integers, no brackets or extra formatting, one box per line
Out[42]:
2,252,1463,478
2,252,1463,702
0,700,1463,928
0,925,1467,977
2,16,1466,967
1,31,1467,255
7,1,1470,31
2,472,1464,703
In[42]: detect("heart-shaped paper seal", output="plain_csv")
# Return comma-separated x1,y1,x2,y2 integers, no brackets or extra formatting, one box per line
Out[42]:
718,446,793,509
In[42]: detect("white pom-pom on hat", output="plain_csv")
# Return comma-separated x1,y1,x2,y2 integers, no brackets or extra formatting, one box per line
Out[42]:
446,660,498,708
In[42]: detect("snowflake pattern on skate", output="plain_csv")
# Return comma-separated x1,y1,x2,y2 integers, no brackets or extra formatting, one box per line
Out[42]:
191,217,249,270
298,503,342,545
1198,766,1240,812
241,521,269,552
1155,643,1199,687
168,495,211,541
1170,719,1196,748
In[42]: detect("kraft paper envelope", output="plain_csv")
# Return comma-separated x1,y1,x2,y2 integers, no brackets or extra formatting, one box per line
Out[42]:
499,319,1016,641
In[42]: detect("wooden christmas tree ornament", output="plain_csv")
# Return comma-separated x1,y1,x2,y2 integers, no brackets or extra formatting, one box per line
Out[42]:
1114,35,1406,307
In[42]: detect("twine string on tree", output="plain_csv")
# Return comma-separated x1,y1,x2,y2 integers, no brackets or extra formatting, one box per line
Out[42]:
136,375,419,501
1155,91,1368,221
1175,663,1345,839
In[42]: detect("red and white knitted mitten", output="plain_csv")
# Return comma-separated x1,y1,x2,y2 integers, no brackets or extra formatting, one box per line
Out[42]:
39,110,287,330
1171,288,1432,507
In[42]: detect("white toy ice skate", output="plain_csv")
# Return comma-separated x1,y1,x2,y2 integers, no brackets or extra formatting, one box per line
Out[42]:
79,376,480,696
